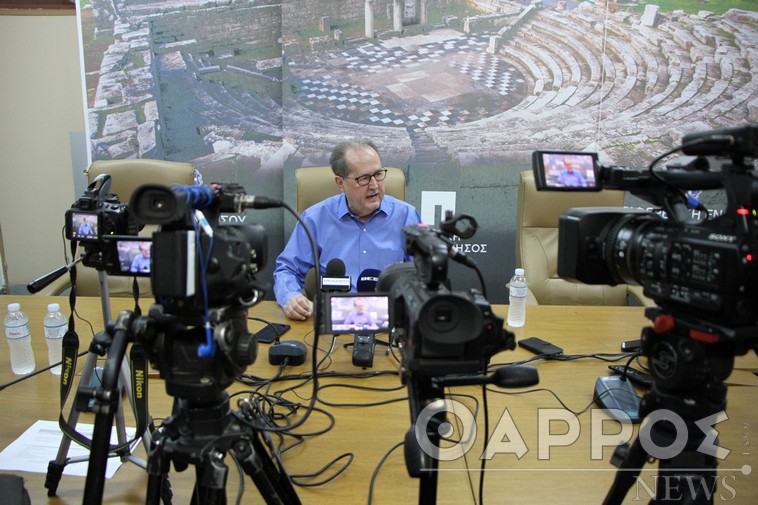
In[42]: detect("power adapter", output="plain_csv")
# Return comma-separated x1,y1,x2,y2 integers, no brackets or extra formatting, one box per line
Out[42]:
268,340,307,366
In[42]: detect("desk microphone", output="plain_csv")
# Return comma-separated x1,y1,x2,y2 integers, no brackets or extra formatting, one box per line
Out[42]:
321,258,351,292
357,268,380,292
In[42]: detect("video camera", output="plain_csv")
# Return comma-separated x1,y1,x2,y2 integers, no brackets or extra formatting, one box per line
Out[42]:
378,223,515,376
532,124,758,339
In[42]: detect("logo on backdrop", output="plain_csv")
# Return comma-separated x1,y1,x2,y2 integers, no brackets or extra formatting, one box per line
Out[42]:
420,191,488,254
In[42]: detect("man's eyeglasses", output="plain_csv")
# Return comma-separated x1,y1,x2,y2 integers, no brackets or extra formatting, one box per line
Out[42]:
346,169,388,186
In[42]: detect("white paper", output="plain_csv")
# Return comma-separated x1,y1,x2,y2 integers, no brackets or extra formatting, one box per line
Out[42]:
0,420,137,478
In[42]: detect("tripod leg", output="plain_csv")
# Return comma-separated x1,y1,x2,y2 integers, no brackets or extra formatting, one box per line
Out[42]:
190,450,228,505
45,350,99,496
146,433,173,505
235,434,301,505
603,436,649,505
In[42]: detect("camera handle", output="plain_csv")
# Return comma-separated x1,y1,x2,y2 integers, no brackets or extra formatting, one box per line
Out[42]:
82,309,138,503
27,255,85,294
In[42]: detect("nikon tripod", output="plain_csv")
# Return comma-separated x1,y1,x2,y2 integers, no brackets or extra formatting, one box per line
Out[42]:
44,269,154,497
82,309,301,505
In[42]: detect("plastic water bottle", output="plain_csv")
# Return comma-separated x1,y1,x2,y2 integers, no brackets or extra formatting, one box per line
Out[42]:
4,303,35,375
507,268,528,328
44,303,67,375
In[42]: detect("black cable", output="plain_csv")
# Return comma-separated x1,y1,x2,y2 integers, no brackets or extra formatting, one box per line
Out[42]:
290,452,354,487
479,384,489,505
367,441,404,505
0,350,88,391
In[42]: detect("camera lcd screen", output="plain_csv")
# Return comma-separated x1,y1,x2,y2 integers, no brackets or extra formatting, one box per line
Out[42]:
68,211,100,240
112,237,153,277
533,151,600,191
326,293,390,334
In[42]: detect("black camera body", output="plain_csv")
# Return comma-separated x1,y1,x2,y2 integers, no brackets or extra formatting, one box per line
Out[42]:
379,224,514,377
126,182,270,401
64,174,141,274
130,182,268,318
534,124,758,330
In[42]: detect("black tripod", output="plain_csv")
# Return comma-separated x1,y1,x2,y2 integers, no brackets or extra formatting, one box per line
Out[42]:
145,392,300,505
603,312,750,505
83,308,301,505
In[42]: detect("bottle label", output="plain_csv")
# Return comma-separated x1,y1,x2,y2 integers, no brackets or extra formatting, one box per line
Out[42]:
5,322,30,340
510,286,528,298
45,322,67,339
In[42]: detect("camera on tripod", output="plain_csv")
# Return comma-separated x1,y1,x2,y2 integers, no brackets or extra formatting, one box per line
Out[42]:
64,174,143,275
378,223,515,376
532,124,758,332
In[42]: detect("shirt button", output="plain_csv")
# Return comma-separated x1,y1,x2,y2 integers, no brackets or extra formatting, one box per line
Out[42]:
363,250,367,254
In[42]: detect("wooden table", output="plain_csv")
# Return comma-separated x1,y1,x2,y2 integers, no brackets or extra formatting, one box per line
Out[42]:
1,295,756,504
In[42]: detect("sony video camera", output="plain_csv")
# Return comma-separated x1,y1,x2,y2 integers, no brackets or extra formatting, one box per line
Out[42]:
378,224,514,377
64,174,142,274
532,124,758,333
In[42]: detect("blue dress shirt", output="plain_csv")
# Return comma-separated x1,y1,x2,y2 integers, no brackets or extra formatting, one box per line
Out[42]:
273,194,422,307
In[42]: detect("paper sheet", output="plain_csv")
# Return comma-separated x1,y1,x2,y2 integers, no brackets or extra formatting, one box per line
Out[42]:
0,420,136,478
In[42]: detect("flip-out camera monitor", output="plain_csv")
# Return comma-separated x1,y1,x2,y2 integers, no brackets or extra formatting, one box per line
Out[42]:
532,150,600,191
325,293,390,334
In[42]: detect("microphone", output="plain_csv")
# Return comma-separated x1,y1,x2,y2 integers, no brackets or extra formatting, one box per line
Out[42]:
434,365,539,389
321,258,351,292
357,268,381,292
681,124,757,157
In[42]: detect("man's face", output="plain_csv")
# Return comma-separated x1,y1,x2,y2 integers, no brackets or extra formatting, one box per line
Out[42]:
336,145,384,221
564,159,574,172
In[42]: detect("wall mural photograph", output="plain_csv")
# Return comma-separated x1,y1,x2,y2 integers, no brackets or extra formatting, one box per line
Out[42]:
77,0,758,301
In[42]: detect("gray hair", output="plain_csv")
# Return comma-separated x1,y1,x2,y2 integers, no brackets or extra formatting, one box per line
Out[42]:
329,138,380,178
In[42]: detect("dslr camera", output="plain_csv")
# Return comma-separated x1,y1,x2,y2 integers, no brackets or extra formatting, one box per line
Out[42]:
378,223,514,376
64,174,142,275
532,124,757,337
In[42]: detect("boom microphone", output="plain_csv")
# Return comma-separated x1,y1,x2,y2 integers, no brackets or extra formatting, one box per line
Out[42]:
681,124,757,157
357,268,381,292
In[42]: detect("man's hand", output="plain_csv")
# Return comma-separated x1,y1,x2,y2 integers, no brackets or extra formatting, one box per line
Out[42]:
283,294,313,321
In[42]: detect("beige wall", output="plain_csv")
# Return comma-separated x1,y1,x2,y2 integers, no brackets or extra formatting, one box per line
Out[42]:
0,12,85,294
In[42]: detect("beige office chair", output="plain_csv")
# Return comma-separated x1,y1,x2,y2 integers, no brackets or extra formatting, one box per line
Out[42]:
516,170,652,306
295,166,407,299
295,166,406,214
37,159,196,298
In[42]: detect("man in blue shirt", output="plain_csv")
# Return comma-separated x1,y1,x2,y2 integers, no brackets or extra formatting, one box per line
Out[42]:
342,298,376,329
555,156,588,187
129,242,152,274
274,139,422,320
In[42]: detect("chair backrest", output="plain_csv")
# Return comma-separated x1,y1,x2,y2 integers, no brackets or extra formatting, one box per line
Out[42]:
39,159,196,298
295,166,406,214
516,170,630,305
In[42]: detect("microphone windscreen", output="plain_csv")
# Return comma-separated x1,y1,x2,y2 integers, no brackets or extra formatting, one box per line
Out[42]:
357,268,381,292
326,258,346,277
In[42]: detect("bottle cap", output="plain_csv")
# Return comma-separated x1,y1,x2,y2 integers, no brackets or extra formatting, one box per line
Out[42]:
48,303,60,312
515,268,525,276
7,303,20,312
